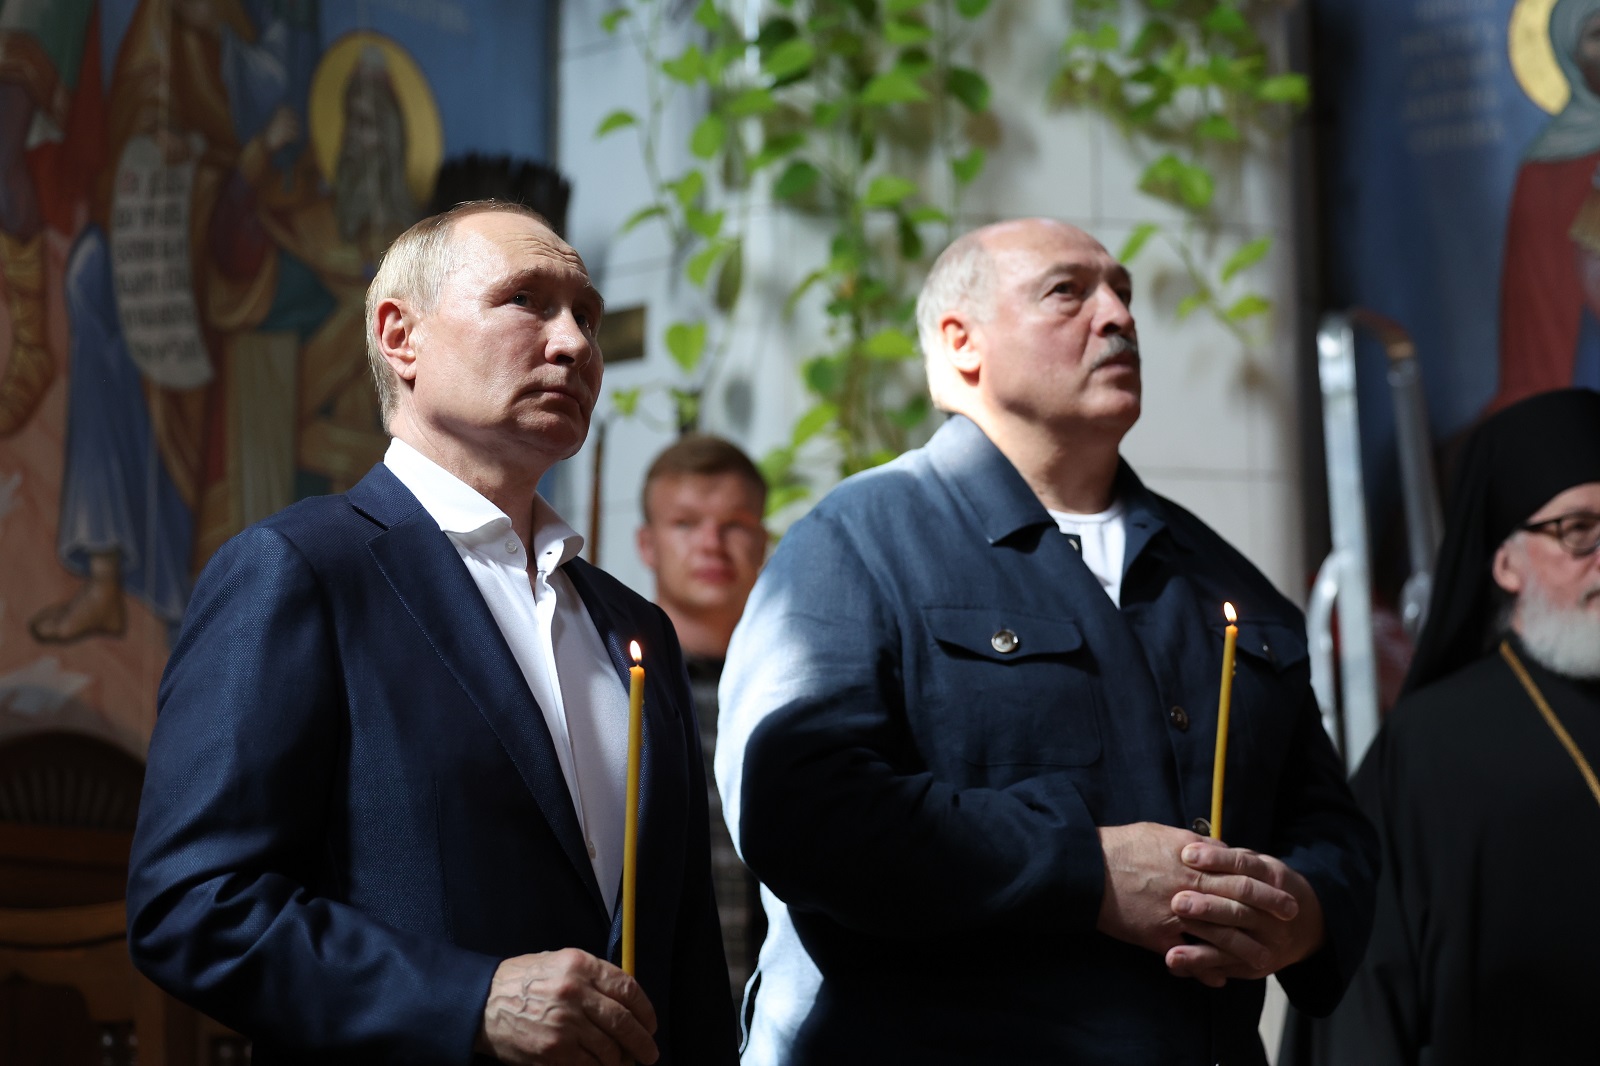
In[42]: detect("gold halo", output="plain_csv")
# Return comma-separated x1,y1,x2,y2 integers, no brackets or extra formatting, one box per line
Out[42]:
1510,0,1569,114
309,31,443,207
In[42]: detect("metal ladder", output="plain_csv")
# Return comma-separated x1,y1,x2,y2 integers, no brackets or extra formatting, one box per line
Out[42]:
1307,311,1443,773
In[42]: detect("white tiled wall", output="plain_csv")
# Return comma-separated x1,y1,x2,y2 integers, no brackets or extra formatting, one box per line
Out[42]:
554,0,1308,607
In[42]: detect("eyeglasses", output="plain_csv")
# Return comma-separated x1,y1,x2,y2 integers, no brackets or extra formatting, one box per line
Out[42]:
1521,510,1600,557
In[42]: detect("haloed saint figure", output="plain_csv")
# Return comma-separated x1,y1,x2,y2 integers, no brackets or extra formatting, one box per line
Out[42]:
1499,0,1600,409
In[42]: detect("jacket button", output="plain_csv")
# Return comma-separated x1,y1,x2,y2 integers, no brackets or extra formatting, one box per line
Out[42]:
1191,816,1212,836
1169,705,1189,731
991,628,1020,654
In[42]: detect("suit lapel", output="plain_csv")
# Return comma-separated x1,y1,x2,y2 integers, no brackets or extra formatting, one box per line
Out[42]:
354,469,606,910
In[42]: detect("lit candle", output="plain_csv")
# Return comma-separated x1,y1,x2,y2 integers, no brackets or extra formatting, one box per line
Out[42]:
1209,603,1238,840
623,640,644,975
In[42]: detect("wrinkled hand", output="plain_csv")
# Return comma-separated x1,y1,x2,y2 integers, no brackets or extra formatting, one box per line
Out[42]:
1164,840,1326,988
1096,823,1299,962
478,948,659,1066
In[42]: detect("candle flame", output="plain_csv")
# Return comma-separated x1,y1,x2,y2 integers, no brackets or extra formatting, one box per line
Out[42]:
1223,602,1237,624
629,640,642,662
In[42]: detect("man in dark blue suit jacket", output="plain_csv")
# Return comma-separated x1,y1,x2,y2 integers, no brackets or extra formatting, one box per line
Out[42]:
127,202,737,1065
717,219,1378,1064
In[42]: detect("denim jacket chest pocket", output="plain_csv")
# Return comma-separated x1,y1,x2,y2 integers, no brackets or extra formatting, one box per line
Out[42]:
1224,619,1311,761
918,607,1103,769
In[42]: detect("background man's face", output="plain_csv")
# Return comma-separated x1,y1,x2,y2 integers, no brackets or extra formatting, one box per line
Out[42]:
965,221,1141,436
638,473,766,620
406,212,604,464
1498,481,1600,620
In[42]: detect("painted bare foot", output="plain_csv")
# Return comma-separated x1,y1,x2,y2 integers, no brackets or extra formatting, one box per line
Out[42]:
30,554,126,643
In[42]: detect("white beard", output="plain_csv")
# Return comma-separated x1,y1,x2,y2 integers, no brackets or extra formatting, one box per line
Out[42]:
1517,575,1600,680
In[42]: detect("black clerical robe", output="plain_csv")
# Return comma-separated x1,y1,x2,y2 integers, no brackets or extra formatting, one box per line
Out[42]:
1287,642,1600,1065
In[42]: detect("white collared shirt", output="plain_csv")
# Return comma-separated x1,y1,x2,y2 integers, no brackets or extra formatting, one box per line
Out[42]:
385,438,630,913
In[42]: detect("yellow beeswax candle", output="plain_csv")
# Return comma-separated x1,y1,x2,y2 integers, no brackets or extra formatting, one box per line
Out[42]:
1210,603,1238,840
623,640,644,975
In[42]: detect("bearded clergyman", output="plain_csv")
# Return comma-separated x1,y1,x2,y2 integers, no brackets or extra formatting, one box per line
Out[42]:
1298,387,1600,1065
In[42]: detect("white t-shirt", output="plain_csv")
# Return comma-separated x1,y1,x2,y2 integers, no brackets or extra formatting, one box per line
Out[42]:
1046,500,1127,607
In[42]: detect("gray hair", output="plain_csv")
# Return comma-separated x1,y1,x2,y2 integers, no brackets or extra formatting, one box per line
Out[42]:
915,229,995,411
365,200,554,428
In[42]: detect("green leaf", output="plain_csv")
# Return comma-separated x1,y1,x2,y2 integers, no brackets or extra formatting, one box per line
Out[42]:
758,445,795,487
951,147,985,185
886,0,929,13
1089,22,1119,50
1221,236,1272,282
897,214,923,260
666,170,705,209
863,448,899,470
665,321,708,373
813,99,847,127
861,68,930,106
802,353,844,396
887,392,931,430
618,203,667,235
791,402,838,446
905,204,949,224
902,46,937,72
763,37,816,80
765,483,810,517
686,207,724,239
1177,166,1215,210
1117,222,1159,263
662,45,707,84
1196,113,1240,142
955,0,991,17
691,114,727,159
862,327,917,359
610,386,640,416
863,173,919,208
723,88,777,117
784,269,827,316
715,238,743,312
945,67,990,113
686,242,725,286
751,132,806,171
1224,294,1272,321
757,15,799,51
1257,73,1310,107
600,8,630,34
1130,19,1177,58
694,0,720,30
773,160,822,200
1202,4,1249,35
672,388,700,432
708,42,745,78
595,109,638,136
1139,153,1213,210
1176,293,1209,320
885,18,933,46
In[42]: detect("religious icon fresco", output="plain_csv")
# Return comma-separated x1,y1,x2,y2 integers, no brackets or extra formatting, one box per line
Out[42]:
1497,0,1600,409
0,0,553,758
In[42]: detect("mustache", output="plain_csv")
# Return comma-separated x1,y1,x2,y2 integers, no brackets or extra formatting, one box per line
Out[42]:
1092,334,1140,369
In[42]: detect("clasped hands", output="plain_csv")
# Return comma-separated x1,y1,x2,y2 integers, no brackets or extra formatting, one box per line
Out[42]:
1097,822,1325,989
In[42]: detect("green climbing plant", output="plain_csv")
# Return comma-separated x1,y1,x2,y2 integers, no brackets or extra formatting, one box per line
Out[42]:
1051,0,1309,344
596,0,994,517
